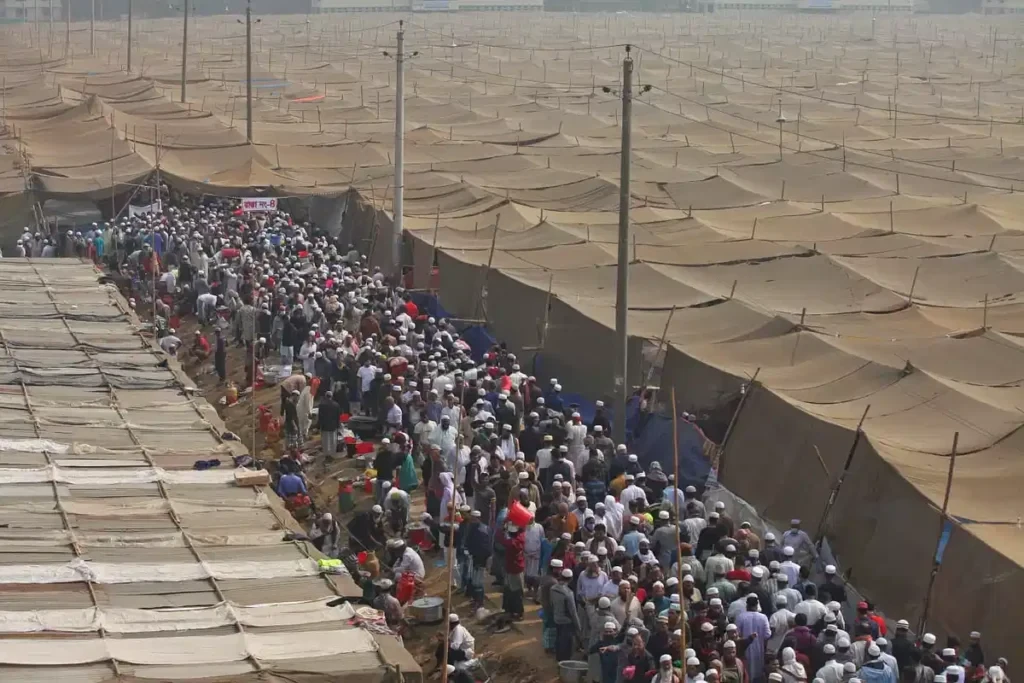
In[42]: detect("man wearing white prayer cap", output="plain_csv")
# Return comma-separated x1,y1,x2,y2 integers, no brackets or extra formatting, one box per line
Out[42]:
436,612,474,671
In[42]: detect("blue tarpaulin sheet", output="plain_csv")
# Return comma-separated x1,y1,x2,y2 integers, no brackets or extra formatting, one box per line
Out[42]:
409,293,495,362
625,396,711,489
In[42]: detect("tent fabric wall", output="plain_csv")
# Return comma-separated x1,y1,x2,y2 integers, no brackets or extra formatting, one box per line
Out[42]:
717,388,850,534
436,250,483,321
660,344,745,415
823,439,941,626
931,524,1024,664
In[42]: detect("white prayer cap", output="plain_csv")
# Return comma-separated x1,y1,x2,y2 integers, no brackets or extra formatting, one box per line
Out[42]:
598,596,611,608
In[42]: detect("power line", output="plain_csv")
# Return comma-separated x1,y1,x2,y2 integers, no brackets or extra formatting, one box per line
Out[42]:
631,95,1020,196
423,52,1024,189
635,44,1024,127
407,21,631,53
643,83,1024,187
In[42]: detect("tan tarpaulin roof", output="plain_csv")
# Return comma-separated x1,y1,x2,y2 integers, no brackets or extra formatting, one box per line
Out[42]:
0,260,416,683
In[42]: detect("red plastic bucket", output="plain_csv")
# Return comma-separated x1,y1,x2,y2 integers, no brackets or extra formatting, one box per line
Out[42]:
507,501,533,528
408,523,429,548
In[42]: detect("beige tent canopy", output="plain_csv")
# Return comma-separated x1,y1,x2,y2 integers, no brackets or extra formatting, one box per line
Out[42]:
0,260,416,683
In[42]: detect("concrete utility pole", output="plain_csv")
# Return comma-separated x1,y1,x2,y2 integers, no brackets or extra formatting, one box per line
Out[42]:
245,0,253,142
613,45,633,445
180,0,189,102
127,0,133,72
90,0,95,54
392,20,405,277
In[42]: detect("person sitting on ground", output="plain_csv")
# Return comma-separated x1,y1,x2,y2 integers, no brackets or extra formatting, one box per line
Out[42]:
434,613,475,672
388,537,426,585
309,512,343,559
190,330,211,363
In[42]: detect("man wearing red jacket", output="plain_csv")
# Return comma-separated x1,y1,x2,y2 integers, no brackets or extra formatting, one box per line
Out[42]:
404,296,419,319
502,522,526,619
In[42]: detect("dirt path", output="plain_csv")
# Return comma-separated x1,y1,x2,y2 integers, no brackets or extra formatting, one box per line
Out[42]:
168,315,565,683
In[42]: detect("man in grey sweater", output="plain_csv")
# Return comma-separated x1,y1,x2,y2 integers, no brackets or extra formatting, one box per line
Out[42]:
550,567,582,662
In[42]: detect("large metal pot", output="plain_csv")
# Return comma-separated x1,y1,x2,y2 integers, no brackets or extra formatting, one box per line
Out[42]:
409,596,445,623
558,660,589,683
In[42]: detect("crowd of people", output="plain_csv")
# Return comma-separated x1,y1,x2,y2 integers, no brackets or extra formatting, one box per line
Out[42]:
83,194,1012,683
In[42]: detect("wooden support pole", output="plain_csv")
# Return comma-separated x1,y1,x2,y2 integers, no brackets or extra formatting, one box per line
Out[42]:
439,456,461,683
814,404,871,542
908,265,921,304
645,306,677,389
539,273,554,349
671,387,686,657
718,368,761,481
918,432,959,636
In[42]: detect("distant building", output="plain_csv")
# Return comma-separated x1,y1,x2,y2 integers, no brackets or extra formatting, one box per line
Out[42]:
312,0,541,9
981,0,1023,12
0,0,62,21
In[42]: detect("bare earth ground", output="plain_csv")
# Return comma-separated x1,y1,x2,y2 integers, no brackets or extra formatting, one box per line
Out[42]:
170,314,561,683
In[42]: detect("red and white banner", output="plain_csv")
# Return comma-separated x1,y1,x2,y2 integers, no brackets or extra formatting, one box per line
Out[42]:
241,197,278,212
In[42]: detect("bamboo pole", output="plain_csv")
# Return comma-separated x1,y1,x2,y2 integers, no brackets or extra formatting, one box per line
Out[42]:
110,123,115,218
429,208,441,284
644,306,677,388
440,435,463,683
717,368,760,480
251,338,260,458
918,432,959,636
814,404,871,543
671,388,686,656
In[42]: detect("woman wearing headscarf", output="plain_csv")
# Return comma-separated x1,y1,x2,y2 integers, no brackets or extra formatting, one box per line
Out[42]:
297,381,313,441
398,437,419,491
604,494,624,540
781,647,808,683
